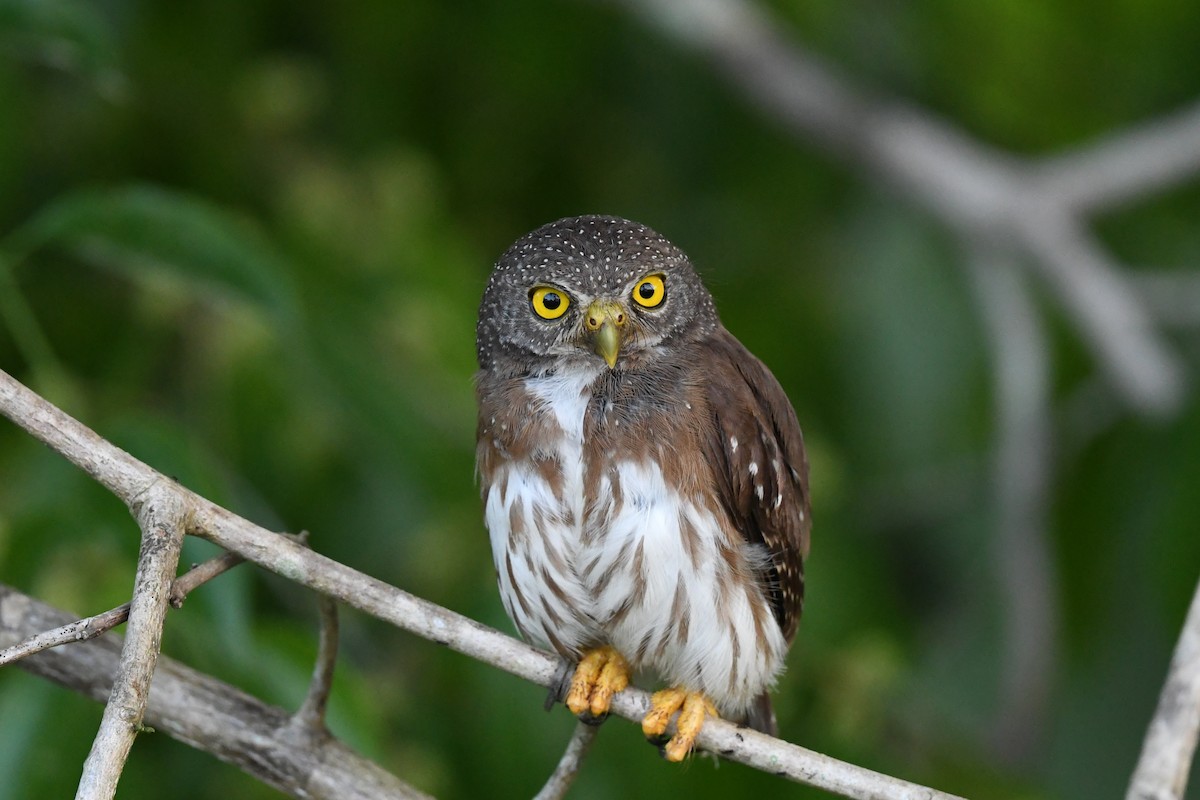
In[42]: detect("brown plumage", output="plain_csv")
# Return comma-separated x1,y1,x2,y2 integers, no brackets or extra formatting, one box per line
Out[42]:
476,215,810,757
702,329,811,643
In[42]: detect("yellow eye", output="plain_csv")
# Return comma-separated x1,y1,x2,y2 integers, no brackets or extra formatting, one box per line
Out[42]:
530,286,570,320
632,274,666,308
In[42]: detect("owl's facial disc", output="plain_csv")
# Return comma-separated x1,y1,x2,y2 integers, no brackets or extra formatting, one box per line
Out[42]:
582,300,626,368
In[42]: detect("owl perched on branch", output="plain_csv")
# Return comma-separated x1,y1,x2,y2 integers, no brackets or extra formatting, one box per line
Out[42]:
476,216,810,761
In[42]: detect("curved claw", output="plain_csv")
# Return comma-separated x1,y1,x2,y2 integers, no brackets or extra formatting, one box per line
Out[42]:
565,646,630,721
642,688,718,762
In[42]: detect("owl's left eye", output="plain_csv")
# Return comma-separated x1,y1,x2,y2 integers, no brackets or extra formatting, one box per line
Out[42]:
632,274,666,308
530,286,570,320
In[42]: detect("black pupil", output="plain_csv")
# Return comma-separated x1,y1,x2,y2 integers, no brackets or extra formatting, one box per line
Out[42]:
639,282,656,299
542,292,561,310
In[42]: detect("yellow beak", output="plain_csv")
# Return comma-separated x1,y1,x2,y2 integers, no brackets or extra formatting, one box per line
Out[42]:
584,300,626,369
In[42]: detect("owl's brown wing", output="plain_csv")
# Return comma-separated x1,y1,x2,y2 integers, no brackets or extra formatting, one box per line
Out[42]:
702,327,811,644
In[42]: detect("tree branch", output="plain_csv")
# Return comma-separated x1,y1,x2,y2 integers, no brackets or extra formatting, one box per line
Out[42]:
0,551,244,668
1126,577,1200,800
606,0,1191,416
1016,207,1181,414
1037,99,1200,215
533,721,600,800
169,551,245,608
293,594,340,733
76,485,186,800
0,584,428,800
0,602,134,668
966,247,1059,761
0,359,966,797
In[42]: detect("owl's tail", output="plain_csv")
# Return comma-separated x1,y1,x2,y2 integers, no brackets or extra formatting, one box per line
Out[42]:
743,692,779,737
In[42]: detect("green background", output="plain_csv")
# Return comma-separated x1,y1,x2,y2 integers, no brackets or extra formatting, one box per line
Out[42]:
2,2,1199,798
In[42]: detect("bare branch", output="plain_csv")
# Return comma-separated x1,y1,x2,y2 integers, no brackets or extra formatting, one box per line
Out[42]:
169,551,244,608
610,0,870,158
187,448,965,798
1126,577,1200,800
76,485,186,800
1038,99,1200,214
0,584,428,800
0,350,965,798
606,0,1188,416
0,370,153,502
0,602,133,667
966,248,1059,761
293,594,340,733
533,721,600,800
1018,209,1184,415
0,550,245,667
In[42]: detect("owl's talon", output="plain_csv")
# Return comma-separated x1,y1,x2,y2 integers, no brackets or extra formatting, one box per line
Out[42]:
577,709,609,726
565,646,630,720
545,658,576,711
642,688,718,762
641,687,685,738
644,730,671,749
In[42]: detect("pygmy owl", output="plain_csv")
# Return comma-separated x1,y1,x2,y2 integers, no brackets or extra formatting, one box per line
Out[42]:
475,216,810,760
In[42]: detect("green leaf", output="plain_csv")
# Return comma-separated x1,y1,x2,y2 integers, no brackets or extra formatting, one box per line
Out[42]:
5,185,301,321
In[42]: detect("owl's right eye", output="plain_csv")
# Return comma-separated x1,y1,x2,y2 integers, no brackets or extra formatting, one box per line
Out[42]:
530,286,570,320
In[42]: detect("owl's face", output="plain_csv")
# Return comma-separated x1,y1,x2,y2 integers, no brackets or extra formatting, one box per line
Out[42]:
476,216,719,375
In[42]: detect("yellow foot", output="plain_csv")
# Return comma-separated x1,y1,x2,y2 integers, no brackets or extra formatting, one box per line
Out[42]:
642,688,719,762
565,646,630,721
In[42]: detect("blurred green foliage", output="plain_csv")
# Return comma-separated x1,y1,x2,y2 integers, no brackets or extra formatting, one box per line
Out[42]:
2,1,1199,798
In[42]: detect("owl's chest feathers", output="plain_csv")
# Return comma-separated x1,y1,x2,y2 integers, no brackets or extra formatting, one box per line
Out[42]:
516,366,705,532
483,365,704,591
480,367,786,713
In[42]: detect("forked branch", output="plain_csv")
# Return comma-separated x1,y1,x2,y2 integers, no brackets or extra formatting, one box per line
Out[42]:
76,486,186,800
1,361,964,799
607,0,1193,416
0,584,428,800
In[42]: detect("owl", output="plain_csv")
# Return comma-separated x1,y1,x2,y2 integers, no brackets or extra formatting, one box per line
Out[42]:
475,216,810,761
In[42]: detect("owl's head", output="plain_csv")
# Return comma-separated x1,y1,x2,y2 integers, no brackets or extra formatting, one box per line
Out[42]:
476,216,719,374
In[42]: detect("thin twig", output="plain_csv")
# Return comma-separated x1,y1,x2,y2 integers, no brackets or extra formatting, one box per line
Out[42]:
0,550,244,667
293,594,340,733
1126,576,1200,800
0,603,133,667
1037,98,1200,215
76,485,187,800
1018,208,1183,415
0,357,965,797
0,584,428,800
534,721,601,800
169,551,245,608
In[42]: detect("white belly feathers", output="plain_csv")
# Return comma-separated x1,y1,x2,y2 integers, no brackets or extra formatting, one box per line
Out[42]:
483,367,787,716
